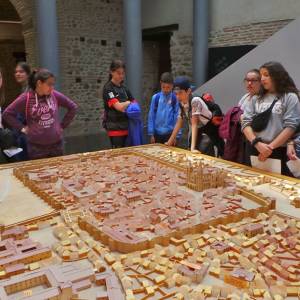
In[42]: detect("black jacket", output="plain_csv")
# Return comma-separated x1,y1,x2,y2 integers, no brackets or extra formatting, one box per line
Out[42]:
102,81,134,131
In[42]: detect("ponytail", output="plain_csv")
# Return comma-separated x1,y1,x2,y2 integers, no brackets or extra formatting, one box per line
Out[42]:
107,59,125,82
28,68,54,90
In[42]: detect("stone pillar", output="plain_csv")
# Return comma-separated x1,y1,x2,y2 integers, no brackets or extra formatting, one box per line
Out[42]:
193,0,209,87
123,0,143,101
35,0,60,88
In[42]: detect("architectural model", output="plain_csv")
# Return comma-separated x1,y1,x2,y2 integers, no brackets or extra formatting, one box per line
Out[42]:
0,144,300,299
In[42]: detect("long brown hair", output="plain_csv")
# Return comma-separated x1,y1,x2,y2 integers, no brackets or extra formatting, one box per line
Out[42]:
259,61,299,99
0,68,5,107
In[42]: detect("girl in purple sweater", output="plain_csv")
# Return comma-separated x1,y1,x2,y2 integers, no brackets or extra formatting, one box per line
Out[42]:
3,68,78,160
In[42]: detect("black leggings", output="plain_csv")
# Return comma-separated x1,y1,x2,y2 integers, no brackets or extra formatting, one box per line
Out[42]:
109,136,127,148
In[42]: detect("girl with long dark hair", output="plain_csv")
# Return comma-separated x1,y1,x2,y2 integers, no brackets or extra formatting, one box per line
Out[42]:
15,62,31,92
102,60,134,148
242,61,300,175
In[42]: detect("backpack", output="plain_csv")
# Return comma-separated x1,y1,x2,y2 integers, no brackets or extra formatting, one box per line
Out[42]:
219,106,244,163
180,94,223,127
219,106,243,140
203,100,223,126
154,92,177,113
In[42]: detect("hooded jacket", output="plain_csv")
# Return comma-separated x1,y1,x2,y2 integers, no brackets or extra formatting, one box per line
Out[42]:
3,90,77,145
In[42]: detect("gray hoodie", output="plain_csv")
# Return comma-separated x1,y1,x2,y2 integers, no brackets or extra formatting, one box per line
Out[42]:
241,92,300,144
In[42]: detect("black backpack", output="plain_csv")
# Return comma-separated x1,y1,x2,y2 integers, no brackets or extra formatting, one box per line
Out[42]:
203,99,223,126
180,94,223,127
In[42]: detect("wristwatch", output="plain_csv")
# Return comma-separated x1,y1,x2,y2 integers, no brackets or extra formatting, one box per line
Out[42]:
251,137,262,147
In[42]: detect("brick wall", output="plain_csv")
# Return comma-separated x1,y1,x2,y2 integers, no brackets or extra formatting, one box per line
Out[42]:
209,19,293,47
57,0,123,137
170,31,193,79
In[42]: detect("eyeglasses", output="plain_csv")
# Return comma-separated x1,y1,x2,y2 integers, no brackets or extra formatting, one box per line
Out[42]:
244,78,260,84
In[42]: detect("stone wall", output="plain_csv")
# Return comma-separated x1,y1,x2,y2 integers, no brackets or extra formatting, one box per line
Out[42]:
57,0,123,137
5,0,124,138
170,32,193,79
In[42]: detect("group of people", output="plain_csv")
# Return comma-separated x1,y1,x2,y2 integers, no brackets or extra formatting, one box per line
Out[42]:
0,63,78,161
164,62,300,177
134,62,300,176
1,59,300,178
241,62,300,176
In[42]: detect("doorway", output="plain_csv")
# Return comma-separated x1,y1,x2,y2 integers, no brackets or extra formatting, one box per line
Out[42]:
0,0,26,105
142,24,178,110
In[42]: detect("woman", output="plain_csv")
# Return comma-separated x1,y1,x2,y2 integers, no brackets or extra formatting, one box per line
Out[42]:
3,68,78,160
239,69,262,165
242,61,300,175
102,60,134,148
15,62,31,92
239,69,261,111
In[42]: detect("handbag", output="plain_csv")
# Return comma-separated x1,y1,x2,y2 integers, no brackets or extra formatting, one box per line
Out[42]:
251,98,278,132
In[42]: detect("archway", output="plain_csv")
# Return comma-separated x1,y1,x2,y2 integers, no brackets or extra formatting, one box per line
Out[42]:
0,0,37,105
0,0,25,104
